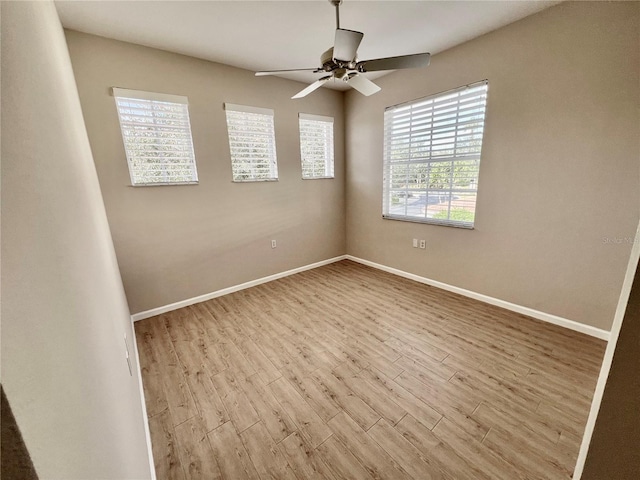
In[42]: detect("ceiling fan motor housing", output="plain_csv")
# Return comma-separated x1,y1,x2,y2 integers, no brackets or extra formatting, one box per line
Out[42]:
321,47,357,75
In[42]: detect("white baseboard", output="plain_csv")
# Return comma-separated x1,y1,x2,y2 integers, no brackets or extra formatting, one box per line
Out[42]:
345,255,610,341
131,255,348,322
130,316,156,480
130,253,609,341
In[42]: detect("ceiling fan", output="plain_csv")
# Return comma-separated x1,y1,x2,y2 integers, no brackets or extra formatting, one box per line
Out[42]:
255,0,431,99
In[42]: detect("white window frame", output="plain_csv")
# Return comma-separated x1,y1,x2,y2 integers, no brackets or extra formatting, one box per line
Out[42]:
382,80,488,228
224,103,278,182
299,113,335,180
113,87,198,186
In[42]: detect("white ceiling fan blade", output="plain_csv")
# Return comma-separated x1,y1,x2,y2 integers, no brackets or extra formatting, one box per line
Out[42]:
292,76,332,99
333,28,364,62
358,53,431,72
256,68,320,77
346,74,381,96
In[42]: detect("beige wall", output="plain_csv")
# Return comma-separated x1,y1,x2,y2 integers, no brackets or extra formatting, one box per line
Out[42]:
66,31,346,315
1,2,151,478
345,1,640,331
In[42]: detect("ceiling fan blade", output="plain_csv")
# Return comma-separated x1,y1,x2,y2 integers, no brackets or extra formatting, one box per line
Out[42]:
292,76,332,99
357,52,431,72
346,74,381,97
256,68,320,77
333,28,364,62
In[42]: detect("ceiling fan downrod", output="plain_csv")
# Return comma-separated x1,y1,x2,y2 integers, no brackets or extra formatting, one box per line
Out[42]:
330,0,343,29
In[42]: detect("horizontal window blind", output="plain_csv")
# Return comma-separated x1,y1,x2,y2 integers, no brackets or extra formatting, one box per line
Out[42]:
299,113,334,179
225,103,278,182
113,88,198,186
383,80,488,228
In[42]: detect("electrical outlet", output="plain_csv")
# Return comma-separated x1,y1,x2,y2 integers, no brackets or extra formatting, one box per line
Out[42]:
412,238,418,248
419,239,426,249
271,239,277,249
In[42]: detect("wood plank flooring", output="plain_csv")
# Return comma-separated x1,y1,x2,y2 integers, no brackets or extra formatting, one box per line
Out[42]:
135,260,606,480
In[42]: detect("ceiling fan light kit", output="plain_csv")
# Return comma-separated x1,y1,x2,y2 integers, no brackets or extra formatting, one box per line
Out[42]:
255,0,431,99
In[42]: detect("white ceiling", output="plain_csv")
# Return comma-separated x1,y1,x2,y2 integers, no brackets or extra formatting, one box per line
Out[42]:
55,0,560,90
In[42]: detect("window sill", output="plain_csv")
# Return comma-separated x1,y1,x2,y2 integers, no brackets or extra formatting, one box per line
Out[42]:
382,214,474,229
129,181,199,187
232,178,279,183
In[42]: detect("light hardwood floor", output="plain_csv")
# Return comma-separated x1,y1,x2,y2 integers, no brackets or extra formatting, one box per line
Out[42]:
135,260,606,480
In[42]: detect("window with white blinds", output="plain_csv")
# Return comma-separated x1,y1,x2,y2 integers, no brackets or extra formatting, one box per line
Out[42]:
113,88,198,186
224,103,278,182
299,113,334,179
383,80,488,228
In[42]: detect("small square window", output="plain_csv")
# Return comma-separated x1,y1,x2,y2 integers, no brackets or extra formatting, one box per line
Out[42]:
113,88,198,186
224,103,278,182
299,113,334,179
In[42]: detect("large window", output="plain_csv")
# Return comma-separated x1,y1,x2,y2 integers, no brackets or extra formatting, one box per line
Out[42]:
113,88,198,186
224,103,278,182
383,81,488,228
299,113,334,179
